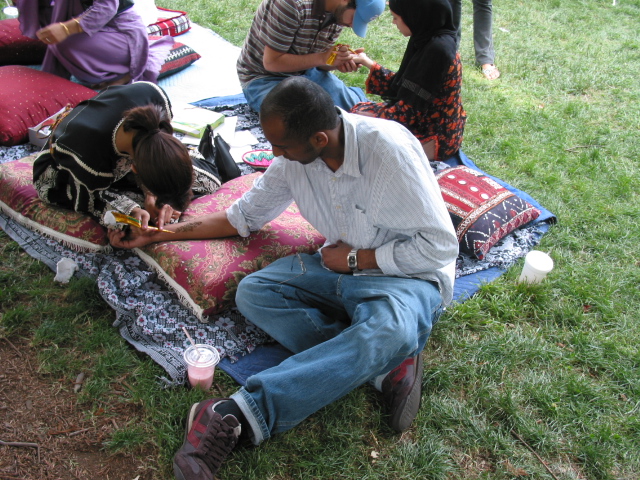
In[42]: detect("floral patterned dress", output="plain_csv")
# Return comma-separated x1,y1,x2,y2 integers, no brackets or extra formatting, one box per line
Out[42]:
351,52,466,161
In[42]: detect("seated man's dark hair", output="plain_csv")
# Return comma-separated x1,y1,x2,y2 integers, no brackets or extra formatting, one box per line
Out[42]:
260,77,340,142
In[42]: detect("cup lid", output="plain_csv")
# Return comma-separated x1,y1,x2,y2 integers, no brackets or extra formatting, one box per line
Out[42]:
184,344,220,367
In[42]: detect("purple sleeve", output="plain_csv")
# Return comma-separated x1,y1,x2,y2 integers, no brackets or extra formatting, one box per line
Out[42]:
78,0,119,36
15,0,50,38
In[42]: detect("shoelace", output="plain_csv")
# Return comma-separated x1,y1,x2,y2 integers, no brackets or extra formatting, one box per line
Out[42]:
196,416,239,472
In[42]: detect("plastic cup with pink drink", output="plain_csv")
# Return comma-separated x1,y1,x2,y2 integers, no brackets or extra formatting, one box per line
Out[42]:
183,344,220,390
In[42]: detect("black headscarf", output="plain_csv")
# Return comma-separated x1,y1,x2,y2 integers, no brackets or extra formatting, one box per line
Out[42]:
386,0,457,108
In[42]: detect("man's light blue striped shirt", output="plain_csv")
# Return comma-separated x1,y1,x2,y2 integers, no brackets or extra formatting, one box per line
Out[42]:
227,110,458,304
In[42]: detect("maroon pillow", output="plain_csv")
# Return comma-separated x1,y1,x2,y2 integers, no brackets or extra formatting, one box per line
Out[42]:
139,173,326,318
436,166,541,259
157,40,201,80
0,65,97,146
0,18,47,66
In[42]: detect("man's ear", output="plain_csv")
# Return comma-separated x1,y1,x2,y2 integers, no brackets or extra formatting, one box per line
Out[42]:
310,132,329,149
130,164,138,174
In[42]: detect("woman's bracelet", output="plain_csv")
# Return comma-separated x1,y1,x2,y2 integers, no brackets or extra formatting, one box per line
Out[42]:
59,22,70,36
73,17,83,33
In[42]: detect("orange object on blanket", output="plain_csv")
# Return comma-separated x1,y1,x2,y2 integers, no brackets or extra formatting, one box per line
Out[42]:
109,211,175,233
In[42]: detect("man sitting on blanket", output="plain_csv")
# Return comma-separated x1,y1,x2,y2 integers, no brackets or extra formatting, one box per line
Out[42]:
237,0,385,112
109,76,458,480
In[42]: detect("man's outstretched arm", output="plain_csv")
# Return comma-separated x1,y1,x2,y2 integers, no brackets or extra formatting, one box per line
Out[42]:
108,210,239,249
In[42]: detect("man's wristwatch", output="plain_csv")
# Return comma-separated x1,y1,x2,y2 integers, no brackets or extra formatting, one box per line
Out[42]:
347,248,359,272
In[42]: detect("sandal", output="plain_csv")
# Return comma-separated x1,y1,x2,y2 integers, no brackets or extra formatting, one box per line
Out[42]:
481,64,501,80
242,149,274,170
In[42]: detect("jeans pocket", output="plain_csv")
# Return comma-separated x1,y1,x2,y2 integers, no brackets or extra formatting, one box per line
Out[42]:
276,253,308,285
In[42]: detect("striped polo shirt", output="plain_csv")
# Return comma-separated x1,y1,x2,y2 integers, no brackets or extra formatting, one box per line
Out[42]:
236,0,343,87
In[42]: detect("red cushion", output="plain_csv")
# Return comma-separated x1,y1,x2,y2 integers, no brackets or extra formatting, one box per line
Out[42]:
0,19,47,66
157,41,201,80
139,173,325,317
436,166,541,259
0,65,97,146
146,7,191,37
0,156,108,248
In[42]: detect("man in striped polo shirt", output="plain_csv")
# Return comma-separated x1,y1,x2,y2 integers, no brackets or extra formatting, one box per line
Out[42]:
237,0,385,112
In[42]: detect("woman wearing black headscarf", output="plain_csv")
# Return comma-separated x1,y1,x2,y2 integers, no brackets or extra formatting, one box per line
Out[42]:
351,0,466,161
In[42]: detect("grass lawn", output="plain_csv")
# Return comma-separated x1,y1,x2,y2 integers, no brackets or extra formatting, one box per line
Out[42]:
1,0,639,478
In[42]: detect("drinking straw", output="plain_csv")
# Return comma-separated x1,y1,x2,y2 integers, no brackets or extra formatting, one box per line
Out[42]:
181,326,196,347
181,326,201,361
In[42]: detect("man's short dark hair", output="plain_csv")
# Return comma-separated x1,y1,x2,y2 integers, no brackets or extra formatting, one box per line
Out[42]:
260,77,340,142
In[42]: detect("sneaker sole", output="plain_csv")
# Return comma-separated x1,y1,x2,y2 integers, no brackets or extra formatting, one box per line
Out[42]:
389,352,424,432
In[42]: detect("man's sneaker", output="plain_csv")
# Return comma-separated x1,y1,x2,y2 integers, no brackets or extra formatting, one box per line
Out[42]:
381,353,424,432
173,398,241,480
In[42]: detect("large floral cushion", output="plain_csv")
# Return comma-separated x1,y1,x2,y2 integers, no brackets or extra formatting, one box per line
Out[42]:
0,157,326,318
138,173,325,318
0,156,108,248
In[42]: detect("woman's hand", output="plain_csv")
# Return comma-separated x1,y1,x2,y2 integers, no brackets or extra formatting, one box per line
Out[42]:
130,206,152,230
36,22,70,45
353,49,376,70
144,192,181,230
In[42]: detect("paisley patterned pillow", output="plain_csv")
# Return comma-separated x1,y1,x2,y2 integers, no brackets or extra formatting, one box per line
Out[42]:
138,173,325,318
0,156,108,249
436,165,541,260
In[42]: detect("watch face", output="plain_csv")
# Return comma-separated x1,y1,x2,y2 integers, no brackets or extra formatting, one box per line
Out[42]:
348,253,357,268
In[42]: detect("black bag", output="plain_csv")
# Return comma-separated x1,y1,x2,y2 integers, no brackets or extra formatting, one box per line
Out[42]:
198,124,242,184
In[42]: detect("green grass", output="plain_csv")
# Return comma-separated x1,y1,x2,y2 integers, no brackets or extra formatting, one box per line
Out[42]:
2,0,640,478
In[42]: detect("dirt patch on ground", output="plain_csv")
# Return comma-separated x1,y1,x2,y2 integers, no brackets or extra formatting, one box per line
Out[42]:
0,337,157,480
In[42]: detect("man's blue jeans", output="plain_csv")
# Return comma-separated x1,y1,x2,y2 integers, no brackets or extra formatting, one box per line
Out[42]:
231,253,443,445
242,68,367,113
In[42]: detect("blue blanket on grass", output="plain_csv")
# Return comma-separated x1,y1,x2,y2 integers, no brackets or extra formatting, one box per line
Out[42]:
1,94,556,387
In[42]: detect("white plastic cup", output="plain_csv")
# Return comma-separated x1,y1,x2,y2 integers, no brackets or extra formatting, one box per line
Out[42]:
3,6,19,18
518,250,554,284
183,344,220,390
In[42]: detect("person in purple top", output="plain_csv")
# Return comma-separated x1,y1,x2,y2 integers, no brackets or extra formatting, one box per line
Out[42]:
15,0,173,88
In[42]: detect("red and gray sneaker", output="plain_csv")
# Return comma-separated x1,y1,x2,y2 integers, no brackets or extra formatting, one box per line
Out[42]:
381,353,424,433
173,398,242,480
